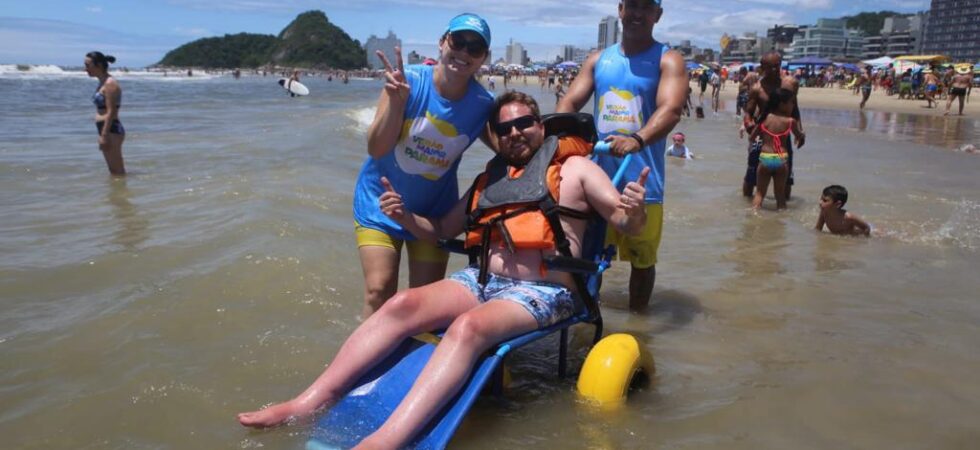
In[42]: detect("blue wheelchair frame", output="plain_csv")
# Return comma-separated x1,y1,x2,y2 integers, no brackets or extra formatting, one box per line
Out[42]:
308,115,633,450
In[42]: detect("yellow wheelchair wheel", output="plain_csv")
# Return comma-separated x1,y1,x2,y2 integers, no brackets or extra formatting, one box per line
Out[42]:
576,333,654,409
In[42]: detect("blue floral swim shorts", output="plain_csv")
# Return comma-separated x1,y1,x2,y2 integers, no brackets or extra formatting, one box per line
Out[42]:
448,266,578,327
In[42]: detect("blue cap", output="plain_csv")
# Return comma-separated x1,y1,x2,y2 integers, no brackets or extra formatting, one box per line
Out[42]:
446,13,491,47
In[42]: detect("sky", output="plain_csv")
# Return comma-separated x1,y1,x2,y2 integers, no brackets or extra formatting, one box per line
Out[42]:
0,0,931,67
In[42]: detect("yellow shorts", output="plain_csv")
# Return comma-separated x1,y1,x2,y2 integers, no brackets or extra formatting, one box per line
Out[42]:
354,221,449,264
605,203,663,269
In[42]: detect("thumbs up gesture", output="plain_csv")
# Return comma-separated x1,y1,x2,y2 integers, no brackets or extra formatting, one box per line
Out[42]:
619,167,650,217
379,177,405,220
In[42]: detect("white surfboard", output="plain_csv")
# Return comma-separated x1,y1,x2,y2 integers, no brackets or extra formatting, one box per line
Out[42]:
278,78,310,96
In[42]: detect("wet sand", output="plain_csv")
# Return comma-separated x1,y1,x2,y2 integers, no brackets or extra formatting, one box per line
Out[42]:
1,75,979,449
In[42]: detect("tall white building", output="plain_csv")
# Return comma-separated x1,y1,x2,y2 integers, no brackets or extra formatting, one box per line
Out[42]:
785,18,864,61
364,31,401,70
598,16,619,50
505,39,527,66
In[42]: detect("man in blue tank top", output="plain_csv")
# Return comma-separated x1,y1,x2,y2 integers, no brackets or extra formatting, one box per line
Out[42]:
558,0,686,311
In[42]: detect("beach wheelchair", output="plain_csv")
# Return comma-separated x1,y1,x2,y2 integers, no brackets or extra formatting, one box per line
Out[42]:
308,113,654,450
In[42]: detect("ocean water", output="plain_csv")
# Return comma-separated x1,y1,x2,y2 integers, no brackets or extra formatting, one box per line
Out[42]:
1,70,979,449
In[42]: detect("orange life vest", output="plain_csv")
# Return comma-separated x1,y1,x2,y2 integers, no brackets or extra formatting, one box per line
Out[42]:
464,135,592,252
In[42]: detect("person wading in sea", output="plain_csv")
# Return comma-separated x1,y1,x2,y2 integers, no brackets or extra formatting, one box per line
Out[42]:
556,0,686,311
742,51,805,200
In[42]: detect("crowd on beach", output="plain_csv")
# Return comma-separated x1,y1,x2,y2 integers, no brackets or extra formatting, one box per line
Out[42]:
80,1,964,448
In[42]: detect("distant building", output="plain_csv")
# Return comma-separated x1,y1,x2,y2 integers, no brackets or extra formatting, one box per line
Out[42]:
862,14,927,59
561,45,574,62
785,18,864,61
505,39,528,66
573,47,594,64
922,0,979,61
721,32,772,64
766,24,800,55
364,31,401,70
598,16,620,50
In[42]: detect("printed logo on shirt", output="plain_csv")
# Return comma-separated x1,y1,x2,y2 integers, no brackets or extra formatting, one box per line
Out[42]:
395,111,469,180
597,87,643,135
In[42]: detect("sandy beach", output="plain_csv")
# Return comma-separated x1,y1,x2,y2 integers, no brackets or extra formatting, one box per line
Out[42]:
481,76,979,120
710,80,980,118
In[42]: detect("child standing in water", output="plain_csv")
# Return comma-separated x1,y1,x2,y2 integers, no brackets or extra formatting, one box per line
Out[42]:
749,88,802,210
815,185,871,236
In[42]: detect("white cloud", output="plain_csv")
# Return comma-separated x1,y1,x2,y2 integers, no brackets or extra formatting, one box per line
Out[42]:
736,0,833,10
0,18,182,67
174,26,212,37
85,6,103,13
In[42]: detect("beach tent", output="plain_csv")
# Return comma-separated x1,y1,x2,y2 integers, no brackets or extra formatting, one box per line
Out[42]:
861,56,894,67
895,55,950,64
788,56,832,67
893,60,922,74
834,63,861,72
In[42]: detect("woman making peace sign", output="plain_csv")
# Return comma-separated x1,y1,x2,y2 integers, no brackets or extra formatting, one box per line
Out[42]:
353,13,495,318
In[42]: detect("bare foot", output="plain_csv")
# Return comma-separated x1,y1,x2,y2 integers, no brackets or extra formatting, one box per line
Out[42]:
238,399,311,428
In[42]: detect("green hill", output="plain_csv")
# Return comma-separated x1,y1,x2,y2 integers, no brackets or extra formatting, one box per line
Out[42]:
158,33,277,68
156,10,366,69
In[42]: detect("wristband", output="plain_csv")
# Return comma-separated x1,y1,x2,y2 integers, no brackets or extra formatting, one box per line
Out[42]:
629,133,645,149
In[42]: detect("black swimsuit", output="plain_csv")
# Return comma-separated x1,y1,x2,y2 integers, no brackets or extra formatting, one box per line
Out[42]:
93,84,125,135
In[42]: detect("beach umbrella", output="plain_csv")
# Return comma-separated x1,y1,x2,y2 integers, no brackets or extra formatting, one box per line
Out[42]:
861,56,894,68
422,58,437,66
557,61,579,68
684,61,701,71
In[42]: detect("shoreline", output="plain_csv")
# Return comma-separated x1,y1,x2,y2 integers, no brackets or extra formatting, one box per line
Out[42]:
702,80,980,119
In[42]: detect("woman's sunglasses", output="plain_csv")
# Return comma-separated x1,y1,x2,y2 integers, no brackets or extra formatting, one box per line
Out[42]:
448,31,488,58
494,115,537,136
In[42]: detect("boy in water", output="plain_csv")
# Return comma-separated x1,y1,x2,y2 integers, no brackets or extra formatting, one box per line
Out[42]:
815,185,871,236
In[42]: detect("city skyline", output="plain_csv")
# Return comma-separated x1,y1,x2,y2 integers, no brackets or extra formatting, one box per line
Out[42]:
1,0,934,67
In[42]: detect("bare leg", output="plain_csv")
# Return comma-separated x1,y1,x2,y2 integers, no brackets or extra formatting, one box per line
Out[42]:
959,95,965,115
101,133,126,175
356,300,538,449
238,279,479,428
407,255,448,289
946,94,955,115
753,164,771,209
629,265,655,311
359,245,400,318
773,165,788,210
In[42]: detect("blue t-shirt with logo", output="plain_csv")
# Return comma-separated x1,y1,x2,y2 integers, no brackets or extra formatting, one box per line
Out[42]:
353,65,494,240
592,42,668,203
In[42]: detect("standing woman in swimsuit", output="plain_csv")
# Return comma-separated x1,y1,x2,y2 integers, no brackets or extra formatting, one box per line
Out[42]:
858,66,873,109
85,51,125,175
352,13,495,318
749,88,803,210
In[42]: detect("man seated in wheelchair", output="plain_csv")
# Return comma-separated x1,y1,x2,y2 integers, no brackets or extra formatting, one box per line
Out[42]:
238,91,650,450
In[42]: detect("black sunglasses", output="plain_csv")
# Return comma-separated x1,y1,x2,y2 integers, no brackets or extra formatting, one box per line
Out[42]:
494,115,538,136
448,31,488,58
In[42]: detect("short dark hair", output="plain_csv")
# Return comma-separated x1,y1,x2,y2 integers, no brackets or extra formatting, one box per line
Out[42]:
490,90,540,129
86,51,116,70
822,185,848,207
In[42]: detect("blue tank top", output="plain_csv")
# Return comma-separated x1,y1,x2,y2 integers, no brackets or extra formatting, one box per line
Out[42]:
353,65,494,240
592,42,668,203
